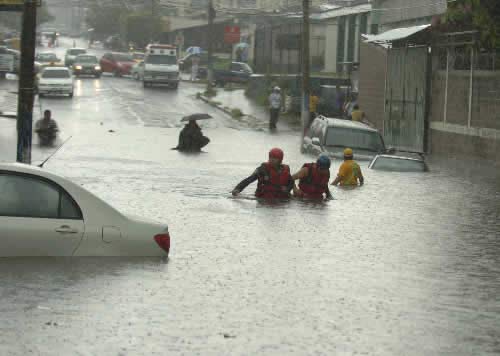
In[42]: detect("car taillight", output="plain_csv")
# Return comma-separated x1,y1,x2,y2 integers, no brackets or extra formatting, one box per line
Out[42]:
154,233,170,255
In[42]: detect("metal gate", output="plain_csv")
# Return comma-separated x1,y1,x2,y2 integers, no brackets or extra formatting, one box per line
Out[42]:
384,47,428,152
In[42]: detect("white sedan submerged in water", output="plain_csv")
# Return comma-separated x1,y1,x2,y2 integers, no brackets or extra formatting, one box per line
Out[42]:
0,163,170,257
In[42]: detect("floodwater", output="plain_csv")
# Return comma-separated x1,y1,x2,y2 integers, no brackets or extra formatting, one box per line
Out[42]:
0,38,499,356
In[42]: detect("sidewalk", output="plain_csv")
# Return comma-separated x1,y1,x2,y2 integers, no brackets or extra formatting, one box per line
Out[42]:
198,87,301,131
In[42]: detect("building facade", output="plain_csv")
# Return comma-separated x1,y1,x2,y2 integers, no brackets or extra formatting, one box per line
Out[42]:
253,3,373,74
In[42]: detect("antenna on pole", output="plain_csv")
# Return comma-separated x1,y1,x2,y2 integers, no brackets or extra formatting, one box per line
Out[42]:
38,136,72,168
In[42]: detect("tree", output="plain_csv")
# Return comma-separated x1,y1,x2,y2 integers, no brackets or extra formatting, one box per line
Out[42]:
444,0,500,49
124,12,164,48
85,2,127,38
0,3,54,31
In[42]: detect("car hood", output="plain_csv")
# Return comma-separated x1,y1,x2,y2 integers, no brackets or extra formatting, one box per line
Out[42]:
75,63,98,67
144,63,179,72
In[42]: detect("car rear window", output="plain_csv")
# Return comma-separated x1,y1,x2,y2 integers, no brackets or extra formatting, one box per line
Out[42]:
68,49,86,56
42,69,70,78
114,54,133,62
145,55,177,65
76,55,97,63
325,127,384,152
372,157,426,172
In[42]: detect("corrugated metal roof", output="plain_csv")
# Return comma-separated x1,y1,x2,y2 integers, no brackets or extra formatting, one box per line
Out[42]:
363,24,431,43
286,4,372,21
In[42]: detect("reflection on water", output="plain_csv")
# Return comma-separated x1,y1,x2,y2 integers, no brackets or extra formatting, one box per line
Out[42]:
0,75,499,355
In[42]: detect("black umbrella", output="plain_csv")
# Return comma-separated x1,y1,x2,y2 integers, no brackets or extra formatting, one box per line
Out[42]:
181,113,213,122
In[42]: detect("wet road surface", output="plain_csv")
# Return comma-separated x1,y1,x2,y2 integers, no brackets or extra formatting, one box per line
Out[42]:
0,38,499,355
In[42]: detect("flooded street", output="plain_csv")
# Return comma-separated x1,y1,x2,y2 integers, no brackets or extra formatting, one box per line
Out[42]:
1,40,499,356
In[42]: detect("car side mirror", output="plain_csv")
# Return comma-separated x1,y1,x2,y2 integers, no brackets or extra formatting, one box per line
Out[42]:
312,137,321,146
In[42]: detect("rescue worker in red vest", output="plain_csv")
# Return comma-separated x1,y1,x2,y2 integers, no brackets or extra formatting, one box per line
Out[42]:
292,155,333,200
231,148,293,199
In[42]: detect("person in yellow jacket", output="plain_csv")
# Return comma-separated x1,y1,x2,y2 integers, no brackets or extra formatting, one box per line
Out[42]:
331,148,364,186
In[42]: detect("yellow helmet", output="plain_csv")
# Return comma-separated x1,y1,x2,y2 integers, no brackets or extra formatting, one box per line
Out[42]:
343,148,353,157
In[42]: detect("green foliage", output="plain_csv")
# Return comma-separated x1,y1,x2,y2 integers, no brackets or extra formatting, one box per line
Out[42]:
85,2,127,37
0,3,53,30
444,0,500,49
124,12,163,48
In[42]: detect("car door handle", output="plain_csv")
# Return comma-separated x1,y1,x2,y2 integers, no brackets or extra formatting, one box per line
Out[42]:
55,225,79,234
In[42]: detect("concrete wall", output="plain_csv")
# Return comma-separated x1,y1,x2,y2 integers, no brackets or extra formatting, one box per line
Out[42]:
358,41,387,131
431,71,500,131
430,70,500,163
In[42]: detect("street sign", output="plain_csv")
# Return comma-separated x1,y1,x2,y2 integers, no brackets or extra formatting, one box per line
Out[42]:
0,0,41,11
224,26,240,45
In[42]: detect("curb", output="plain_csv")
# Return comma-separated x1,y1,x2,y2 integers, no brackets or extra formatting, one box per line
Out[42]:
198,94,240,117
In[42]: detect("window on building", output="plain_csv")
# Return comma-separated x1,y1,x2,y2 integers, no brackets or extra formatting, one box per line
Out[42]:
238,0,257,8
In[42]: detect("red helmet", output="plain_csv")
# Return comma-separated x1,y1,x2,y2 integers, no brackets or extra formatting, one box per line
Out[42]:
269,148,284,161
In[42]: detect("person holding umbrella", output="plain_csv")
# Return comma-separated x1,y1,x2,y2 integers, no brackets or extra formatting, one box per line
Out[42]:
175,114,211,152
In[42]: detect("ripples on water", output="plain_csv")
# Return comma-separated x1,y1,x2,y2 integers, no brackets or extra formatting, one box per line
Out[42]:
1,86,499,355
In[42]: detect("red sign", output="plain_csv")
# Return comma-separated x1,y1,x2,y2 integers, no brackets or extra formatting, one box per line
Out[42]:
224,26,240,44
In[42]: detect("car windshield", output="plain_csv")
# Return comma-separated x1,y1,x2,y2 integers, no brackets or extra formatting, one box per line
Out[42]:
325,127,384,152
372,157,426,172
76,55,97,63
37,53,58,62
145,55,177,65
68,49,86,56
42,69,70,78
114,54,133,62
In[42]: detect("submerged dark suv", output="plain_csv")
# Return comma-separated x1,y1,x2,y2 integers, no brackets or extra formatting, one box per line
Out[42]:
302,116,386,161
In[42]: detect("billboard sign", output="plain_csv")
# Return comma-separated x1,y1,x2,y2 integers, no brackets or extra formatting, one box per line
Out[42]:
224,26,240,45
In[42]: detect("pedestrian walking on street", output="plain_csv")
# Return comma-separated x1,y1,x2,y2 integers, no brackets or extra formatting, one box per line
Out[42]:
292,155,333,200
232,148,293,199
191,54,200,81
350,104,366,123
268,87,282,130
331,148,364,187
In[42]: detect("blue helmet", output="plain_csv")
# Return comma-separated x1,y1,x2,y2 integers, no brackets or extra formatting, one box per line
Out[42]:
317,155,331,169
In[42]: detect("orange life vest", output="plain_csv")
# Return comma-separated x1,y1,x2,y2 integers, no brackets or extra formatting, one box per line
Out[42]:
298,163,330,199
256,163,291,199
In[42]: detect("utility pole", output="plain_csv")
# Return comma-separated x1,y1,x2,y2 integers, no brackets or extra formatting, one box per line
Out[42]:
301,0,311,137
151,0,155,43
207,0,215,88
16,0,37,164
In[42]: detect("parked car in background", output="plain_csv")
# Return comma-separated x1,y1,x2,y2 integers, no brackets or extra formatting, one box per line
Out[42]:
214,61,253,86
35,52,63,68
64,48,87,67
131,60,144,81
369,153,428,172
131,52,145,63
72,54,102,78
100,52,135,77
302,116,386,160
104,35,123,51
0,163,171,257
37,67,74,98
0,46,15,76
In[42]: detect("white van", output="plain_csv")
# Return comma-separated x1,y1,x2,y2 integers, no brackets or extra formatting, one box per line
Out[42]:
142,44,179,89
